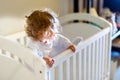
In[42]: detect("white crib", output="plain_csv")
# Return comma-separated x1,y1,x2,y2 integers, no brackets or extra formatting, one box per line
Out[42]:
0,13,112,80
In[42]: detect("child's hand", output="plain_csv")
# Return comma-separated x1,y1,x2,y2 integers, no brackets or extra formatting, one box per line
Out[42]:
67,44,76,52
43,56,54,68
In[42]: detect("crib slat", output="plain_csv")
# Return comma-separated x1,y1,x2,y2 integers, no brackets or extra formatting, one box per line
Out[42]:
108,33,112,80
98,38,101,80
104,34,108,79
58,63,63,80
92,42,95,80
97,39,100,80
78,50,82,80
66,59,70,80
106,33,111,79
72,54,76,80
96,39,99,80
83,48,87,80
101,36,105,80
100,38,102,80
88,44,91,80
102,36,105,80
49,69,55,80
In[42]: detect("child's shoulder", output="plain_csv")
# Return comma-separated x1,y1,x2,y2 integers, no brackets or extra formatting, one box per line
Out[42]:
55,34,67,38
55,34,66,40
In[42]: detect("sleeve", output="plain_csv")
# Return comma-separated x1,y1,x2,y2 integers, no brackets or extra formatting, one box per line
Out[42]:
57,34,72,48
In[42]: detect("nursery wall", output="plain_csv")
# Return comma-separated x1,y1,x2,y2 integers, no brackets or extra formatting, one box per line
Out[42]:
0,0,75,36
0,0,73,18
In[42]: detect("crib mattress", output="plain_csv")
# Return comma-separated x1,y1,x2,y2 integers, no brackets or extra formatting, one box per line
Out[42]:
62,23,101,41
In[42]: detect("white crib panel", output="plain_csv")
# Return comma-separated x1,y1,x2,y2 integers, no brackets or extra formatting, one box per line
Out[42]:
0,13,112,80
0,56,20,80
1,30,111,80
10,65,37,80
0,36,47,80
51,29,108,80
49,50,73,80
0,52,38,80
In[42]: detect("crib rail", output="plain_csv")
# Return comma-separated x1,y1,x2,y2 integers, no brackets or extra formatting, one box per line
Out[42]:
59,13,111,29
3,27,111,80
0,36,48,80
5,31,28,46
47,27,111,80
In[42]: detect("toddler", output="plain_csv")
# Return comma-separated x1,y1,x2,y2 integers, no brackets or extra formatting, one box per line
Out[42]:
25,8,75,67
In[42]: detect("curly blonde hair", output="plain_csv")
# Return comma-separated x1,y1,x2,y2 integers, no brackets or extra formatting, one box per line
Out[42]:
25,8,61,40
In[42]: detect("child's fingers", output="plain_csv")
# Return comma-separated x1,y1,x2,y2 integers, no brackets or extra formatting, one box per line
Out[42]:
68,45,76,52
50,59,55,65
48,58,55,67
43,57,49,64
51,59,55,63
43,57,55,67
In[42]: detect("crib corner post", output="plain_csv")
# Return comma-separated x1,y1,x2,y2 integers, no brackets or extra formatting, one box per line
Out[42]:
33,57,48,80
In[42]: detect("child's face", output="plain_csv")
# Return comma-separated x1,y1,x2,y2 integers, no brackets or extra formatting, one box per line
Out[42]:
38,26,56,43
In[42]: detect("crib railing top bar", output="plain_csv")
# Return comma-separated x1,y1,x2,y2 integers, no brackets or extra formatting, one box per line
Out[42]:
59,13,112,29
51,49,73,68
